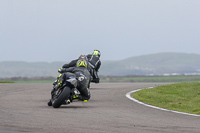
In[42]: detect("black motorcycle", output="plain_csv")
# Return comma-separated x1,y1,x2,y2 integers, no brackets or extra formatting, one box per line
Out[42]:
49,77,80,108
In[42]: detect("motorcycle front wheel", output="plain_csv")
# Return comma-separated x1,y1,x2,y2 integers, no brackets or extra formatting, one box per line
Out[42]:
52,86,71,108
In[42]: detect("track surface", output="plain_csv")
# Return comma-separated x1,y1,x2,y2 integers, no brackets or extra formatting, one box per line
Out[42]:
0,83,199,133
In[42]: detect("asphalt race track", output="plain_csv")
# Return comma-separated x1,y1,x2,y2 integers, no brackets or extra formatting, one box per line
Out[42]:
0,83,199,133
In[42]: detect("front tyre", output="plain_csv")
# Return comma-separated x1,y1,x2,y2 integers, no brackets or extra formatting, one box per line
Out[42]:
52,86,71,108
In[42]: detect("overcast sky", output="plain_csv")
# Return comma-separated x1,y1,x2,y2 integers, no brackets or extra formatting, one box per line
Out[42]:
0,0,200,62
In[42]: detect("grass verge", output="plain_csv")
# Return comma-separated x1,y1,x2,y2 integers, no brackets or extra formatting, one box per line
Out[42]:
101,75,200,83
14,80,54,83
0,81,15,83
133,82,200,115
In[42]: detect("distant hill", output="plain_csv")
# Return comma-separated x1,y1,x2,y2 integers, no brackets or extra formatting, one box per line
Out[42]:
0,61,64,78
1,53,200,78
102,52,200,76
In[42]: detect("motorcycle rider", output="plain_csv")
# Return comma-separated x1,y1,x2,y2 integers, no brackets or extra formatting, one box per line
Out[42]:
48,55,91,106
61,50,101,83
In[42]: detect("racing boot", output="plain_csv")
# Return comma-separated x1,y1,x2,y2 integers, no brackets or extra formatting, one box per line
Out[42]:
72,94,87,102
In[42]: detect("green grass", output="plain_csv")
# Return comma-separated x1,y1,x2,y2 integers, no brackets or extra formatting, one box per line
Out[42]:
0,80,54,83
133,82,200,115
14,80,54,83
0,81,15,83
100,75,200,83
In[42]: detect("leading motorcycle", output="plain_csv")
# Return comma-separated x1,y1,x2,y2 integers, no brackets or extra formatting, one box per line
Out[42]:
48,77,80,108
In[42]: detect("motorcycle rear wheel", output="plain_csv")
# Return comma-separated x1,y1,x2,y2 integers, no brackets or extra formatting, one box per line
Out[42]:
52,86,71,108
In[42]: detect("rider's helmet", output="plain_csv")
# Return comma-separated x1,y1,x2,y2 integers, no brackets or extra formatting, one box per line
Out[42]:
76,55,88,68
92,50,101,57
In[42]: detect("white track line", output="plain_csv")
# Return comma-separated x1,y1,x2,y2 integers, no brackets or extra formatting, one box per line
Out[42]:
126,87,200,117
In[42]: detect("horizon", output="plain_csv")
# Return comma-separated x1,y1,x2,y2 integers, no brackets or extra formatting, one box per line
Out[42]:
1,51,200,78
0,52,199,63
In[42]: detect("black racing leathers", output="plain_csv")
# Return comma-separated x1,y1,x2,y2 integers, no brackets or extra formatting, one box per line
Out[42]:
87,54,101,83
60,67,91,101
62,54,101,83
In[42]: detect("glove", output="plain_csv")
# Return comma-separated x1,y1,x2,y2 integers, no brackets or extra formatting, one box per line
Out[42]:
58,68,62,73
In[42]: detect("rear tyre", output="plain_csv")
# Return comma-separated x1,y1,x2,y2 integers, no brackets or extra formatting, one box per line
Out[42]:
52,86,71,108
